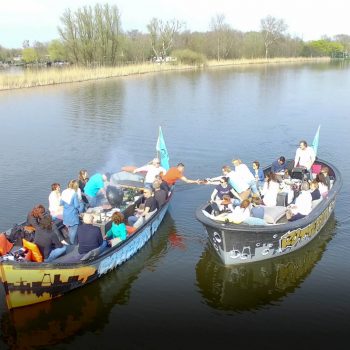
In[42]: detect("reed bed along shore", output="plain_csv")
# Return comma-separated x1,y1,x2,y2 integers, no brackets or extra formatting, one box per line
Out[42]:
0,57,330,91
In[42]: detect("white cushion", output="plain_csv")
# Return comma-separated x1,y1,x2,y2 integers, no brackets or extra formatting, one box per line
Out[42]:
264,206,287,224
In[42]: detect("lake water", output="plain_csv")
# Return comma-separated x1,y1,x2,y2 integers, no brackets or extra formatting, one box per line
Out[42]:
0,61,350,349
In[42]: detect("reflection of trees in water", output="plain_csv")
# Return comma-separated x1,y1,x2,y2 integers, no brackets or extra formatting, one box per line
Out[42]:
0,213,175,349
196,214,337,312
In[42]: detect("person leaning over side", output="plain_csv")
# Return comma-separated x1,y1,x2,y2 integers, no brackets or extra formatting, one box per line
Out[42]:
160,163,200,194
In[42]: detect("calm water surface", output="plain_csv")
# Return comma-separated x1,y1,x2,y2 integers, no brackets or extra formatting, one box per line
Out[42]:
0,61,350,348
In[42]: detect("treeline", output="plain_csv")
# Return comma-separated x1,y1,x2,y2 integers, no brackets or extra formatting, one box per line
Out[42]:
1,3,350,66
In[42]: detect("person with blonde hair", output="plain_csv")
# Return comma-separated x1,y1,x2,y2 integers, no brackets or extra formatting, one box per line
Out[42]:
61,179,84,244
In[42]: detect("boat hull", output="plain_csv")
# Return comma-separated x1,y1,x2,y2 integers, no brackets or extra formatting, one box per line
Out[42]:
0,201,170,309
196,159,342,266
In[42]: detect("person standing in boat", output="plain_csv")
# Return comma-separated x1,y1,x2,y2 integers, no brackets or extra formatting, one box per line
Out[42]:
160,163,200,194
61,180,84,244
261,172,280,207
133,158,166,188
48,183,63,220
34,214,67,262
84,172,110,207
78,169,89,204
250,160,265,193
294,140,316,172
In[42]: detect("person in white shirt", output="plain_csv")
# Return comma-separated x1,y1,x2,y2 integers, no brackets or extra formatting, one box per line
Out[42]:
232,158,260,195
134,158,166,188
287,182,312,221
294,140,316,171
261,172,280,207
48,183,63,219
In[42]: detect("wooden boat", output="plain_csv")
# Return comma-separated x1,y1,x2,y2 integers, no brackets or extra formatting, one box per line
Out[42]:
0,128,171,309
195,158,342,266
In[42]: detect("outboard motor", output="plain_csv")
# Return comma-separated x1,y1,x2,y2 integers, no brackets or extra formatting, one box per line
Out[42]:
106,185,124,207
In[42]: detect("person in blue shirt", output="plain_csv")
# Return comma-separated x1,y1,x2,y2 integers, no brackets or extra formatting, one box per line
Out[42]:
271,156,287,174
250,160,265,193
84,172,111,208
61,180,85,244
106,211,127,245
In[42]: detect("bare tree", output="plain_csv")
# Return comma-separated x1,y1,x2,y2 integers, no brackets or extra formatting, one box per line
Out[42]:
260,15,287,59
147,18,182,59
210,14,234,61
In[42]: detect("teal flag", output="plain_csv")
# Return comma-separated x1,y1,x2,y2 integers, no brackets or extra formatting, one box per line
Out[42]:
156,126,170,170
311,125,321,157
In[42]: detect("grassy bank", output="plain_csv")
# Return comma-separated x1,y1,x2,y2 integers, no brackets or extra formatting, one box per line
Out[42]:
0,57,330,91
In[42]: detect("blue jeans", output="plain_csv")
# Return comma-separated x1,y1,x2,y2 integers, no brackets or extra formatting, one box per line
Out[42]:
68,224,79,244
248,180,259,195
45,246,67,262
86,193,105,208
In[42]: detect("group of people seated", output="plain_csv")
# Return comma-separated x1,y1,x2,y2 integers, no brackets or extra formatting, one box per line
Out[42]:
20,158,202,263
206,140,332,225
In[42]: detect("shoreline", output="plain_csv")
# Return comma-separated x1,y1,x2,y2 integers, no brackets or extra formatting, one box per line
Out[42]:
0,57,331,91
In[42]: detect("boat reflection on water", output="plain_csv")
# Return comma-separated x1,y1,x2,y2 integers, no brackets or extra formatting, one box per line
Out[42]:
196,214,337,312
0,214,175,349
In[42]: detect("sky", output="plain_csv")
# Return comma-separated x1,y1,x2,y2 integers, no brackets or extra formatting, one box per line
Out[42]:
1,0,349,48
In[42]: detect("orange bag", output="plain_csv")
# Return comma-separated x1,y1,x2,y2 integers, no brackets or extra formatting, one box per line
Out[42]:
126,225,137,235
0,233,14,256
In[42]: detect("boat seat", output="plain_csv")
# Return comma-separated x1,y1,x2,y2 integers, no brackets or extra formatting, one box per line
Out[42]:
264,206,287,224
312,198,323,209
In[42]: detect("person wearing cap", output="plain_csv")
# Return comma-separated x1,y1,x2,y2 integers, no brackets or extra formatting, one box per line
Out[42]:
84,172,111,208
133,158,166,188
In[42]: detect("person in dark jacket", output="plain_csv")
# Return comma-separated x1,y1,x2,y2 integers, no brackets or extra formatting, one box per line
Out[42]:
34,215,67,262
77,213,108,255
153,179,167,208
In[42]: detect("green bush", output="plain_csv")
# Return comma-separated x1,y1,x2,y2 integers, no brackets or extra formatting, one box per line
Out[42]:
171,49,207,66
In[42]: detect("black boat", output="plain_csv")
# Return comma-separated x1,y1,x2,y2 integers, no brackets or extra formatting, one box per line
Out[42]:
195,158,342,265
